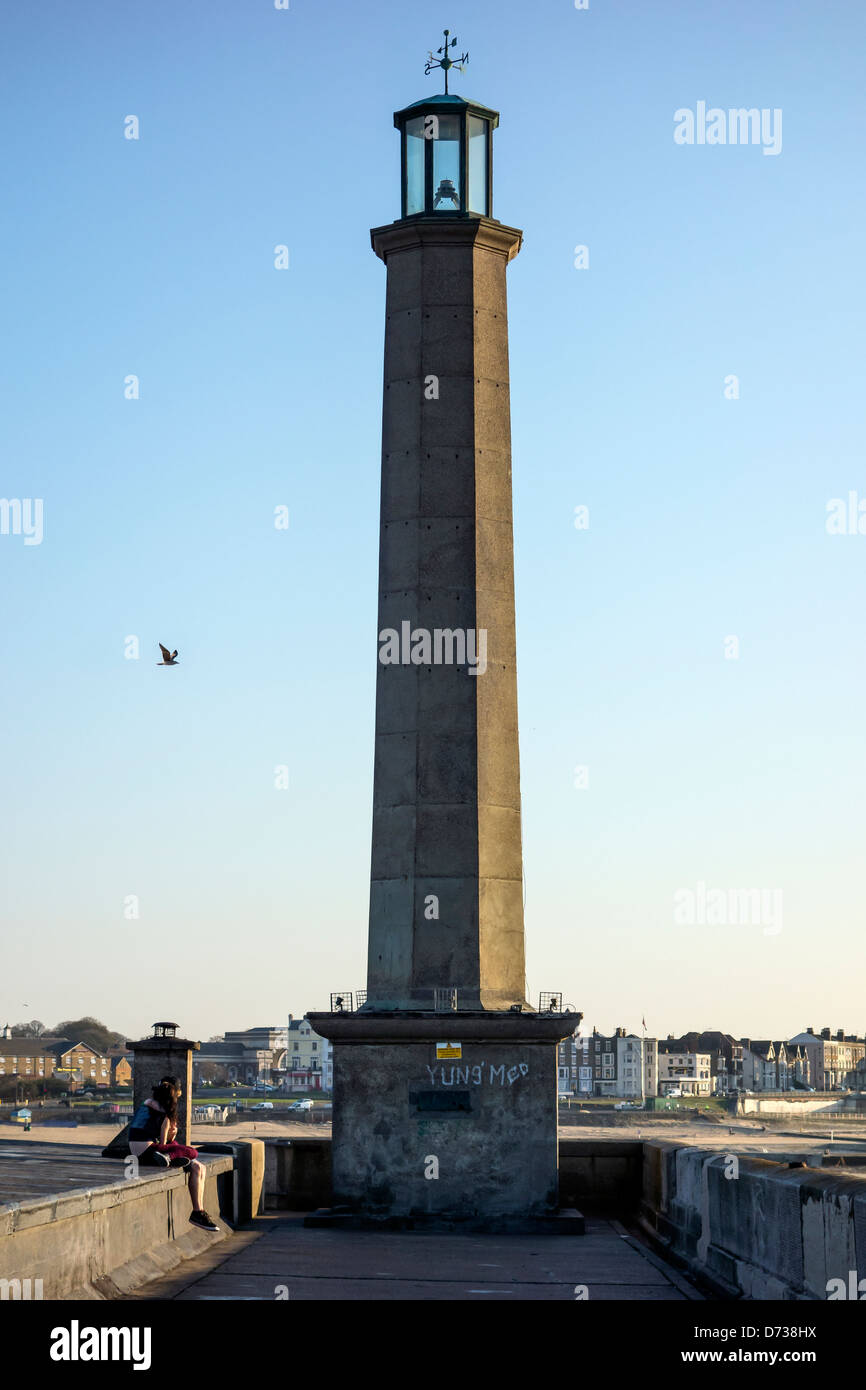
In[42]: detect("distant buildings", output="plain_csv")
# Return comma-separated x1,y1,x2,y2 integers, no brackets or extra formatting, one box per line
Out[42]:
0,1028,128,1090
674,1032,744,1094
108,1051,133,1087
559,1028,659,1099
658,1046,713,1097
619,1032,658,1099
740,1040,810,1091
558,1023,865,1099
191,1019,333,1092
788,1028,865,1091
286,1016,333,1091
193,1026,288,1087
11,1013,858,1101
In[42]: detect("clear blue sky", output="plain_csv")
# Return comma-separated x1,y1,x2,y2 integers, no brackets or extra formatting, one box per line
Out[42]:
1,0,863,1044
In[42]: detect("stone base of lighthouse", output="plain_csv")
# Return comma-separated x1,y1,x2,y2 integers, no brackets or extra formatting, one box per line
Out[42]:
308,1011,580,1229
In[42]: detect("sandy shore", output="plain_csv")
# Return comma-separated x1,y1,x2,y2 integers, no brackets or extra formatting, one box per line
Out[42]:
6,1117,866,1155
3,1120,324,1145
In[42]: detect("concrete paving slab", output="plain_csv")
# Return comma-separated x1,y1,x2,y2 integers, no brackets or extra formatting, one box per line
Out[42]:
129,1213,696,1301
174,1272,687,1301
0,1141,139,1205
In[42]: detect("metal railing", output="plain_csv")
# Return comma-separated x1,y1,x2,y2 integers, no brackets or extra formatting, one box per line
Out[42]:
433,988,458,1012
539,991,563,1012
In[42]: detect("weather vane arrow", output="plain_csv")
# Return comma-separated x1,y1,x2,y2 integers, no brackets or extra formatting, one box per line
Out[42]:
424,28,469,95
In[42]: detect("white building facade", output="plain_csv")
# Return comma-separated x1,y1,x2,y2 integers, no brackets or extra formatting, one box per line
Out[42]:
658,1051,712,1096
285,1015,333,1092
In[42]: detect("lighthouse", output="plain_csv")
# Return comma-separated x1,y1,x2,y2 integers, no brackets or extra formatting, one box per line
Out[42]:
310,36,580,1226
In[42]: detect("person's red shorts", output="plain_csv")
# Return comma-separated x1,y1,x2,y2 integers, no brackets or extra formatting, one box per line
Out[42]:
153,1142,198,1161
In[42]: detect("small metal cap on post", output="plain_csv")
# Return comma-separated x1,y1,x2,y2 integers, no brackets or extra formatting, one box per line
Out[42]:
152,1022,179,1039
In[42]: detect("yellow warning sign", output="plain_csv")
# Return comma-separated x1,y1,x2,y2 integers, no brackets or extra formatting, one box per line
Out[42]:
436,1042,462,1060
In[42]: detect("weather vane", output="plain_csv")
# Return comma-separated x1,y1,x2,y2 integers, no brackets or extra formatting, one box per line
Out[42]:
425,29,469,95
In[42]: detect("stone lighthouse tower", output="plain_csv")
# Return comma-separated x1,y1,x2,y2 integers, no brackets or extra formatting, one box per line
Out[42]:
310,40,579,1226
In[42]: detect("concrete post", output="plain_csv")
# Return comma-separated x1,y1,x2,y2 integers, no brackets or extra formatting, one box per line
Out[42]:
365,215,527,1012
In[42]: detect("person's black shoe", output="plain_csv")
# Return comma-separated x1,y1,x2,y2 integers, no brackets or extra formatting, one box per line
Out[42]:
170,1156,191,1169
138,1149,170,1168
189,1210,219,1232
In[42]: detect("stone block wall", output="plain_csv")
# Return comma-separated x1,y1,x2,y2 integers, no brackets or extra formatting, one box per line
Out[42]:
640,1141,866,1299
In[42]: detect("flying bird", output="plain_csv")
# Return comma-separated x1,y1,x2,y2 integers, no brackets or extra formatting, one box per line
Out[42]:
157,644,179,666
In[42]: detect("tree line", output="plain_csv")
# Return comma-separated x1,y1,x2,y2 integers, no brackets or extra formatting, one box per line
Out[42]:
7,1017,128,1052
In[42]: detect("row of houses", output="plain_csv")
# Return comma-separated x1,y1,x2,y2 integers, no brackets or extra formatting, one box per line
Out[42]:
0,1025,132,1090
558,1026,866,1099
1,1019,333,1095
10,1014,857,1102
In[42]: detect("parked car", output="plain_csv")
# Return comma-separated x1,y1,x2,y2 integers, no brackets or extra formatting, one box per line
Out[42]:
251,1101,274,1111
287,1100,314,1112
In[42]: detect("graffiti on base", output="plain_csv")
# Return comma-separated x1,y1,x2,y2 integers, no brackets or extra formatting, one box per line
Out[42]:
425,1062,529,1087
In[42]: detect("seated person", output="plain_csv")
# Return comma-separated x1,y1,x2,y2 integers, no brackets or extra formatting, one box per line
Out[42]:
128,1075,218,1231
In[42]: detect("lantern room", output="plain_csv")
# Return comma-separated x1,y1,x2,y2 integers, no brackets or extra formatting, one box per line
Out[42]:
394,94,499,220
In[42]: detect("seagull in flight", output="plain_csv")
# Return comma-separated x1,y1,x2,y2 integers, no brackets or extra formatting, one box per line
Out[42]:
158,644,179,666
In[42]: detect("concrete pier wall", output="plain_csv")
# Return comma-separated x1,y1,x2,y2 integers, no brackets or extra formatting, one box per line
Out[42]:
260,1135,643,1214
738,1095,863,1116
264,1137,332,1210
640,1141,866,1299
0,1143,266,1299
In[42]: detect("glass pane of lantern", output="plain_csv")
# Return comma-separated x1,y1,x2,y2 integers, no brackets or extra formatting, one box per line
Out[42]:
432,114,461,212
406,117,425,215
468,116,488,214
